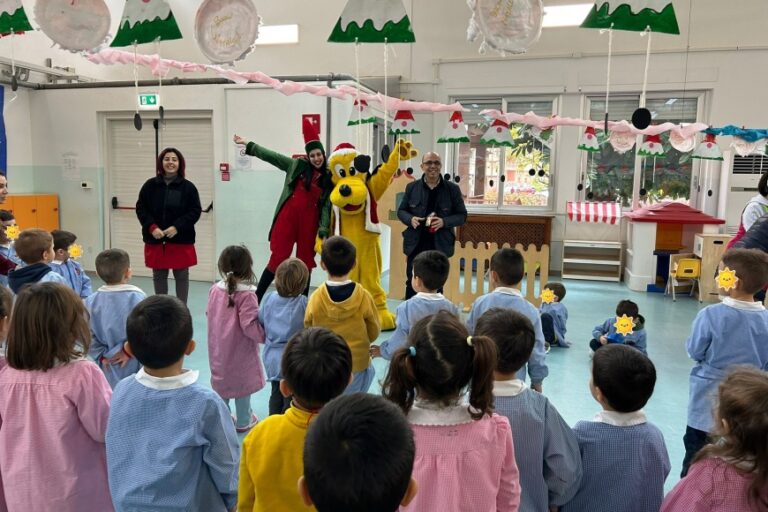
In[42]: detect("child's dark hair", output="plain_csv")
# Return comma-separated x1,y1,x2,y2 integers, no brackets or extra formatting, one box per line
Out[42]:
6,283,90,370
275,257,309,298
592,344,656,413
218,245,255,307
321,236,356,277
759,171,768,197
281,327,353,409
156,147,186,177
616,299,639,319
474,308,535,375
14,228,52,264
95,249,130,285
304,393,415,512
382,310,497,419
0,285,11,321
51,230,77,252
695,367,768,510
490,248,524,286
412,250,450,291
544,282,566,301
0,210,14,222
722,248,768,295
126,295,193,369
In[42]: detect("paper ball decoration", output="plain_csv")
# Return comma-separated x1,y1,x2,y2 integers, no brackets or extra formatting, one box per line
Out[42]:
467,0,544,55
692,133,723,161
638,134,666,157
111,0,182,47
437,111,470,144
0,0,33,35
328,0,415,43
389,110,420,135
480,119,514,147
194,0,260,64
609,130,636,154
34,0,111,52
577,127,600,152
348,99,377,126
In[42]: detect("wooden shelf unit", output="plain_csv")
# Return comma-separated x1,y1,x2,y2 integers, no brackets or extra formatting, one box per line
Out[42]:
562,240,623,282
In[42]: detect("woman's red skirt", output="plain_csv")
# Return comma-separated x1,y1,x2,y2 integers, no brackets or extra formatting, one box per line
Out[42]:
144,243,197,270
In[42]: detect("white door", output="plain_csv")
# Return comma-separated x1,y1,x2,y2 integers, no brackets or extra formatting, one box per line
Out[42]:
106,115,215,281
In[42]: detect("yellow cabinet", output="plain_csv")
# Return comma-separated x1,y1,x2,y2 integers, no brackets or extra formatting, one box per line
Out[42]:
2,195,60,232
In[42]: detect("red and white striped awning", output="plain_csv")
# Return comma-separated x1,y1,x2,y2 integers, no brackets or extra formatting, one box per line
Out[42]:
567,201,622,225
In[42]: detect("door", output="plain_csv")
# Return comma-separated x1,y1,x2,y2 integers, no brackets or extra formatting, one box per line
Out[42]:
36,195,60,232
106,115,215,281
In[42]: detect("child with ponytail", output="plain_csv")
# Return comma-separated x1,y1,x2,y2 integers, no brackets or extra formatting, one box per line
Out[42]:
206,245,265,433
382,310,521,512
662,367,768,512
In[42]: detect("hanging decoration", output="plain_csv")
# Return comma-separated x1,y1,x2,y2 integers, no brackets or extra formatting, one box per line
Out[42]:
33,0,111,52
581,1,680,34
437,111,470,143
194,0,260,64
480,119,514,147
691,133,723,161
348,99,377,126
705,125,768,143
731,137,761,158
328,0,415,43
578,126,600,152
0,0,32,35
609,130,636,154
467,0,544,55
389,110,420,135
530,126,554,146
638,134,665,157
111,0,182,47
669,130,695,153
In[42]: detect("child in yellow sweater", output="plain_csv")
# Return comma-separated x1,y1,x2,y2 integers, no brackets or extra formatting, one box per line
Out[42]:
238,327,353,512
305,236,381,393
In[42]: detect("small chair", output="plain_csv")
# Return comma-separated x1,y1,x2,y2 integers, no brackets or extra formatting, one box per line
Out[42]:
667,258,702,302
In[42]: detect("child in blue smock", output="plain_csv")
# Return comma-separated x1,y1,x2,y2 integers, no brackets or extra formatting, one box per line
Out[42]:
49,229,92,298
562,344,670,512
86,249,146,388
540,281,570,349
589,299,647,355
467,247,548,391
259,257,309,416
371,250,458,360
476,307,582,512
681,248,768,477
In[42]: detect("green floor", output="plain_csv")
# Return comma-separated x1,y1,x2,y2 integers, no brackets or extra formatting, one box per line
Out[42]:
99,274,706,491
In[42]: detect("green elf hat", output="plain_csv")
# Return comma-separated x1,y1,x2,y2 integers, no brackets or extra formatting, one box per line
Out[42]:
303,116,324,154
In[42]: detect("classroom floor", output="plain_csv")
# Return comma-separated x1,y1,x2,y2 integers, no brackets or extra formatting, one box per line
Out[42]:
96,273,705,492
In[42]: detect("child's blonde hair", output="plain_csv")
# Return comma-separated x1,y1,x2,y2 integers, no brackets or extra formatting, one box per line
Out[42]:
275,258,309,298
6,283,90,370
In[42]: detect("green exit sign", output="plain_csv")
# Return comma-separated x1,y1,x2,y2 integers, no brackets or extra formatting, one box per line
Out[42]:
138,93,160,110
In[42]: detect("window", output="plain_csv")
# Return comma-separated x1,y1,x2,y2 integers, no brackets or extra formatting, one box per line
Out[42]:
586,95,700,207
454,98,556,210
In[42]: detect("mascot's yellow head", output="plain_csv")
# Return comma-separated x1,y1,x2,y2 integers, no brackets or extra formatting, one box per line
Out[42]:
328,143,368,216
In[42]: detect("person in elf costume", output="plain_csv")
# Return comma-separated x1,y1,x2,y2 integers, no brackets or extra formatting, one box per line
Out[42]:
326,139,418,331
233,118,333,302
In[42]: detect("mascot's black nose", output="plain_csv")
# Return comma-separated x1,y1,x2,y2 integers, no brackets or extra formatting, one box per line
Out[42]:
340,185,352,197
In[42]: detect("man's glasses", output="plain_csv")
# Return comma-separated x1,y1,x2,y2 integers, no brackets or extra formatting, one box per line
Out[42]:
423,160,442,167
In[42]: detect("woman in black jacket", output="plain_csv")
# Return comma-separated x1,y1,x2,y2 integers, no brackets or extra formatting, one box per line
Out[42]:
135,148,202,304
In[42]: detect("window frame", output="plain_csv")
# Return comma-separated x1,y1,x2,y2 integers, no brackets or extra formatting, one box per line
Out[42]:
449,95,560,214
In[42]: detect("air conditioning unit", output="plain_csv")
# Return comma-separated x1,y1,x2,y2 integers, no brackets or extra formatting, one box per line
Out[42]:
718,150,768,232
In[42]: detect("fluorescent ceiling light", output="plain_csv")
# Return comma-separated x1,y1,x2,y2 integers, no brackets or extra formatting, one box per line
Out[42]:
665,98,678,106
542,4,593,28
254,24,299,45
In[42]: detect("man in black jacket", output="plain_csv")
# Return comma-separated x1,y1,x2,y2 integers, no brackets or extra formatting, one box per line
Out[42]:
397,152,467,299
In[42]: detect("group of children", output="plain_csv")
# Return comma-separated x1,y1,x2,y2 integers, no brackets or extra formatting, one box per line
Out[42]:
0,219,767,511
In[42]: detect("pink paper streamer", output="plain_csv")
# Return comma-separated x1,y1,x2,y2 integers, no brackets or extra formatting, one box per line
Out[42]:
87,49,466,112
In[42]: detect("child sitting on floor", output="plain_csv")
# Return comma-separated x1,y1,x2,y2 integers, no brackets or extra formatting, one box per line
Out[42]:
562,344,670,512
590,299,647,355
467,247,548,392
371,250,457,360
540,282,570,349
476,307,582,511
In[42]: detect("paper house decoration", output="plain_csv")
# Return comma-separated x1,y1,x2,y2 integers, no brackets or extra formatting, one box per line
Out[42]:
437,111,470,143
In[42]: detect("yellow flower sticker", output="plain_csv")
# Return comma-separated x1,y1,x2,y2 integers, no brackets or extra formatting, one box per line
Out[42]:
614,314,636,337
716,267,739,291
540,288,556,304
69,243,84,259
5,225,19,241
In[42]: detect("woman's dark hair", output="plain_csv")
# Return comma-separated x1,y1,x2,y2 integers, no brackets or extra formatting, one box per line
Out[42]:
302,149,328,191
0,285,12,320
759,171,768,197
6,283,91,370
156,147,186,178
382,310,497,420
695,367,768,511
218,245,255,307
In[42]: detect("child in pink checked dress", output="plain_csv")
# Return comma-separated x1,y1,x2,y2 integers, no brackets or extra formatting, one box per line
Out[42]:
382,310,521,512
207,245,266,433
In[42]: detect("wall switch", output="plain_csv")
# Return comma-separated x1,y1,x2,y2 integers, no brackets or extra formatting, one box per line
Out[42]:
80,181,94,189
